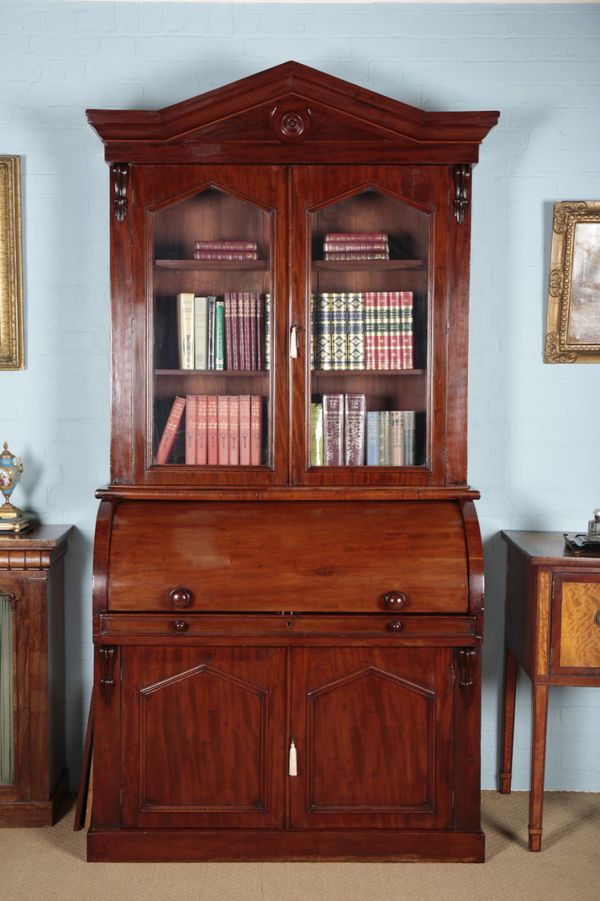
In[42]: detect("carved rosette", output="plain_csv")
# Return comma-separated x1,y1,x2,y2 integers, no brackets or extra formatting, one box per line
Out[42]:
453,164,471,225
112,164,129,223
544,332,577,364
271,106,312,144
548,268,563,298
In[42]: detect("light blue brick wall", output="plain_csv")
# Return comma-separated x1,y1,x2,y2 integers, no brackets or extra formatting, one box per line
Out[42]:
1,1,599,791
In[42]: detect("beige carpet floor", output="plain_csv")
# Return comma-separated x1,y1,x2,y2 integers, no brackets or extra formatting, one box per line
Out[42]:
0,792,598,901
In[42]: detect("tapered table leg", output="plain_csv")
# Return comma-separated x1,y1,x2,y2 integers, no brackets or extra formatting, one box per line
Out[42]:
528,683,549,852
499,646,518,794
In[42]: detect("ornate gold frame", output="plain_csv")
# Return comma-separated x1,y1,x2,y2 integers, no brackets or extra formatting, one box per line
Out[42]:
544,200,600,363
0,156,24,370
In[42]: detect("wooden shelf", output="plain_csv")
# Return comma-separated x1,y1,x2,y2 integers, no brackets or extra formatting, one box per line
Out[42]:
155,369,268,376
154,259,269,271
312,368,424,376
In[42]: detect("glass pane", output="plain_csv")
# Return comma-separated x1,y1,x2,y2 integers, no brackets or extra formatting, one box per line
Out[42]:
0,593,14,785
308,189,428,468
152,188,272,467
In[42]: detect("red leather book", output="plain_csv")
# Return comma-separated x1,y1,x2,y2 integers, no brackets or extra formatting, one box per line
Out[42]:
249,293,258,370
239,395,251,466
324,232,388,242
229,394,240,465
323,394,344,466
217,395,230,465
185,394,197,465
376,292,391,370
194,240,257,251
224,293,234,371
207,395,218,464
250,395,262,466
241,292,252,370
155,396,185,464
256,294,264,371
195,395,208,465
193,250,258,260
344,393,366,466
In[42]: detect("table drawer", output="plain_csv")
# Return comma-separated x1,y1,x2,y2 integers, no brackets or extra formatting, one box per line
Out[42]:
551,573,600,675
107,500,470,614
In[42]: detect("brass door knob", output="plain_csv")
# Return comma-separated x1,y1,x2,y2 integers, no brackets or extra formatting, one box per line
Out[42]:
169,587,193,608
384,590,408,611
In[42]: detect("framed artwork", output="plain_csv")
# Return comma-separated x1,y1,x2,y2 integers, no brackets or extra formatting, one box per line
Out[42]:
0,156,24,370
544,200,600,363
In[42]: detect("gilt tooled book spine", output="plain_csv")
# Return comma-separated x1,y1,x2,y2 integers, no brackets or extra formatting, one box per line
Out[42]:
239,395,251,466
185,394,197,465
330,293,347,370
229,394,240,466
366,411,380,466
194,295,208,370
177,293,195,370
195,395,208,465
323,393,344,466
250,395,262,466
310,402,324,466
155,396,186,465
344,393,366,466
207,395,218,464
346,293,364,370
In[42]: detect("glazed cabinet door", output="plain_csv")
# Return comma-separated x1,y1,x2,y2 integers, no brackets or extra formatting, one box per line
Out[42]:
289,647,454,829
289,166,454,487
114,164,289,487
120,646,286,829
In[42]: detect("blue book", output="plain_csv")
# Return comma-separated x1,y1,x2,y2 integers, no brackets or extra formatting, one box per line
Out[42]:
366,411,380,465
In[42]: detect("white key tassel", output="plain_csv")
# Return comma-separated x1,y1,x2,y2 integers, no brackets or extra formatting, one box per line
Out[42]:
289,738,298,777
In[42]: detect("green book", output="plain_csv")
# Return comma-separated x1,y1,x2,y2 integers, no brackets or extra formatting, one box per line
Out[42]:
310,402,324,466
215,298,225,370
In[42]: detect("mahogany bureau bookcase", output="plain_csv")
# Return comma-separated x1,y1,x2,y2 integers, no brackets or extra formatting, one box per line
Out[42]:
86,62,498,862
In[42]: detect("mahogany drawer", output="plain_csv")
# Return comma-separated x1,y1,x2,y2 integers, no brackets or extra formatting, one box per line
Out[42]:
107,500,470,614
99,613,478,643
551,573,600,675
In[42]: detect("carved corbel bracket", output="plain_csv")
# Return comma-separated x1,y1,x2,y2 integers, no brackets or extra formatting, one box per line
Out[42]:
0,591,19,611
456,647,477,705
453,164,471,224
99,646,117,704
112,164,129,223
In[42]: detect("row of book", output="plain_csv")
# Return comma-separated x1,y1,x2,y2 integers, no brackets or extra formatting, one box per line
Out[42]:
177,292,270,371
310,394,418,467
312,291,414,371
193,239,259,261
323,232,390,261
155,395,264,466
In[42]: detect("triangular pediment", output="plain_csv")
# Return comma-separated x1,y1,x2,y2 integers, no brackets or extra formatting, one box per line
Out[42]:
87,61,498,164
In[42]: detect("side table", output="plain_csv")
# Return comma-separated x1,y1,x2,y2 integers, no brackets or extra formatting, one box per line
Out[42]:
0,525,72,826
500,530,600,851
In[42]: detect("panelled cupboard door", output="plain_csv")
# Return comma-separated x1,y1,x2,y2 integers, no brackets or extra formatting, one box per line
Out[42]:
289,647,454,830
122,164,289,487
120,646,286,828
290,166,451,487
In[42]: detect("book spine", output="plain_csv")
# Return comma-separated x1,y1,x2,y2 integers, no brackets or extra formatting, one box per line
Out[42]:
256,294,264,371
346,292,364,370
242,292,251,370
249,292,258,370
193,296,208,369
313,293,332,370
310,402,324,466
366,411,380,465
250,395,262,466
376,292,391,370
207,296,215,369
217,395,229,464
324,232,388,242
185,394,197,464
400,291,414,370
224,293,233,371
215,299,225,370
323,241,389,253
239,395,251,465
344,393,366,466
364,292,378,370
207,395,218,464
324,252,389,261
196,395,208,465
177,293,195,369
390,410,405,466
403,410,416,465
194,240,257,251
155,396,186,464
264,293,270,372
323,394,344,466
379,410,390,465
331,293,347,370
193,250,258,260
230,293,240,370
229,394,240,465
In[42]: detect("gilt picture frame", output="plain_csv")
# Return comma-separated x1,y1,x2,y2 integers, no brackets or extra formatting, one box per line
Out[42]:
544,200,600,363
0,156,24,370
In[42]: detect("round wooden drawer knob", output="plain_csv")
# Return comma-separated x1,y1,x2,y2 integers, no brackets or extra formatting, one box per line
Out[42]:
169,587,193,608
173,620,189,633
384,590,408,611
387,620,403,633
